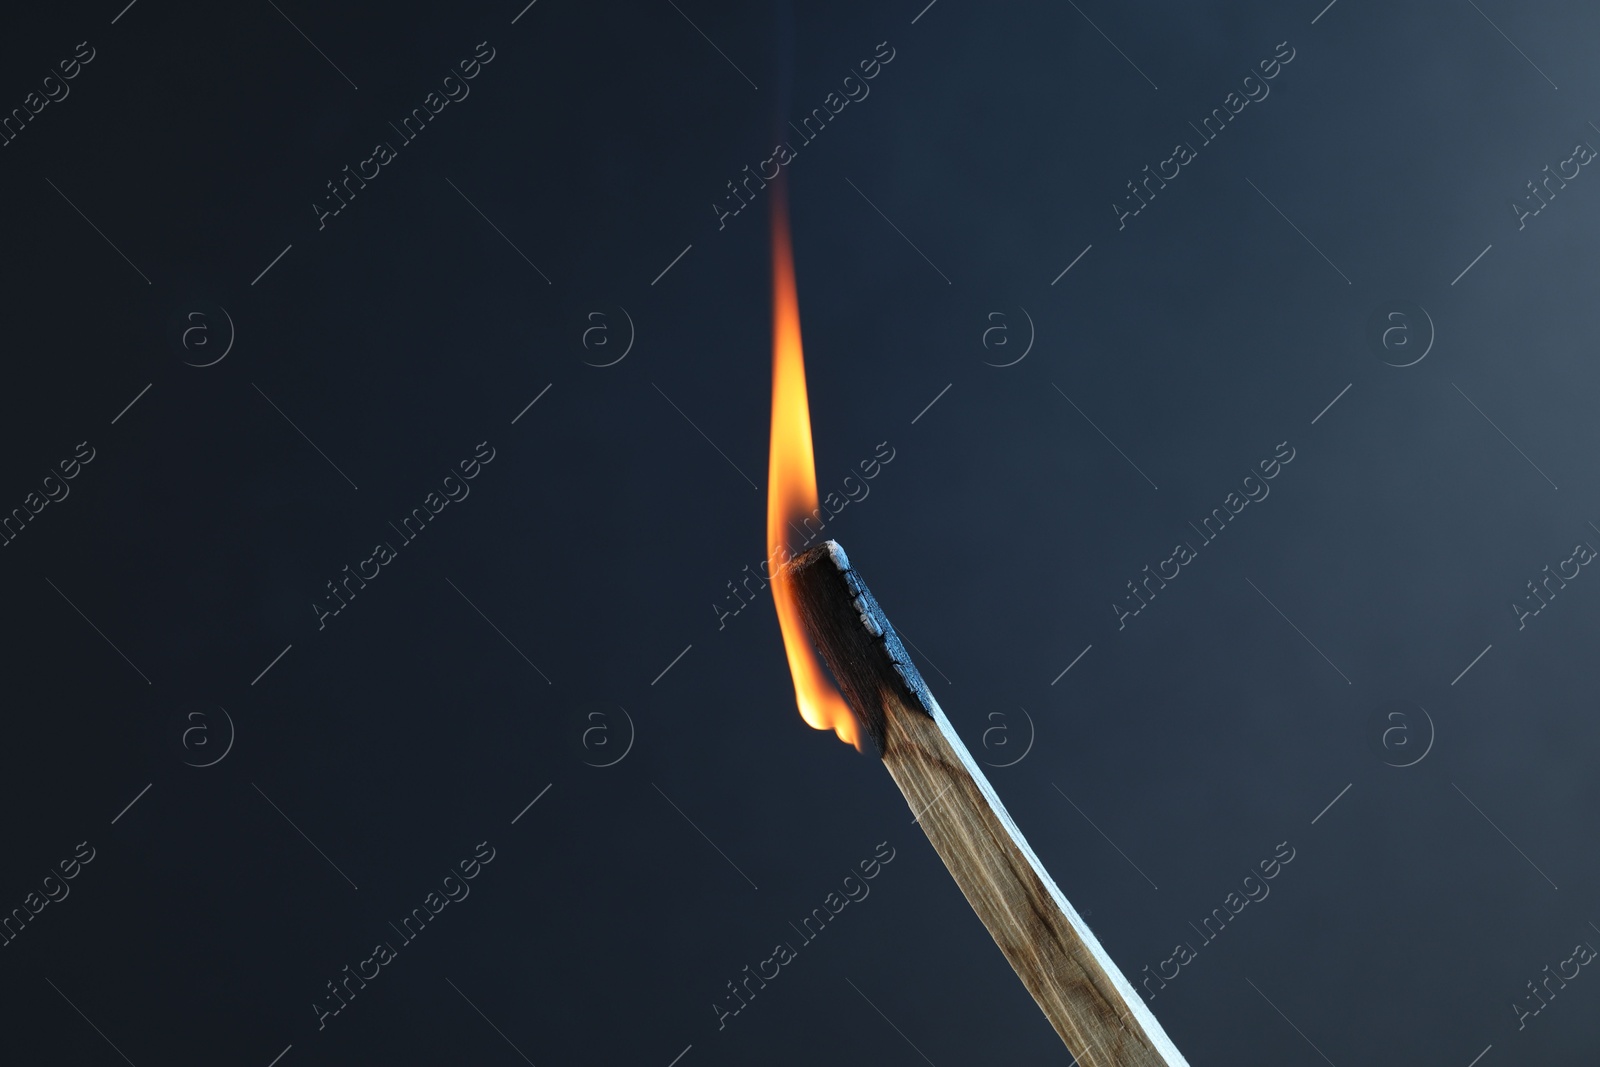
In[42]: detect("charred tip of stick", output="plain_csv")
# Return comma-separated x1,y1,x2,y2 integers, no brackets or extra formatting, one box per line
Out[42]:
785,540,936,757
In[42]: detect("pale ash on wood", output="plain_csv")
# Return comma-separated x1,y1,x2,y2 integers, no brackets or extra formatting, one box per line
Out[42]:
788,541,1187,1067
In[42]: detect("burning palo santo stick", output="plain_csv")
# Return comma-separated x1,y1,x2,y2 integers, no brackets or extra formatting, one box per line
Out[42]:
785,542,1187,1066
763,188,1187,1065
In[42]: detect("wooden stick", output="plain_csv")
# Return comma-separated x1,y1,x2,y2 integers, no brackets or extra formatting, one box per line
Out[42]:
788,541,1188,1067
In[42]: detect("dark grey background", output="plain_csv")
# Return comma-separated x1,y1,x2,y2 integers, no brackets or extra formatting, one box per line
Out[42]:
0,0,1595,1063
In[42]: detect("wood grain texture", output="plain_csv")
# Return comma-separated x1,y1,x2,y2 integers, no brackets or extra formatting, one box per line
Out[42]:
788,541,1187,1067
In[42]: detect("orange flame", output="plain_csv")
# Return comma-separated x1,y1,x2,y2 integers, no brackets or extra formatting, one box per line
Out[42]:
767,191,860,750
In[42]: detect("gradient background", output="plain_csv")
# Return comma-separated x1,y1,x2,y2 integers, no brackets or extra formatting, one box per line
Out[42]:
1,1,1597,1064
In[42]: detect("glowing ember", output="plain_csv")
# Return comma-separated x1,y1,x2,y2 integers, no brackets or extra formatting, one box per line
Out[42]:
767,190,859,750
